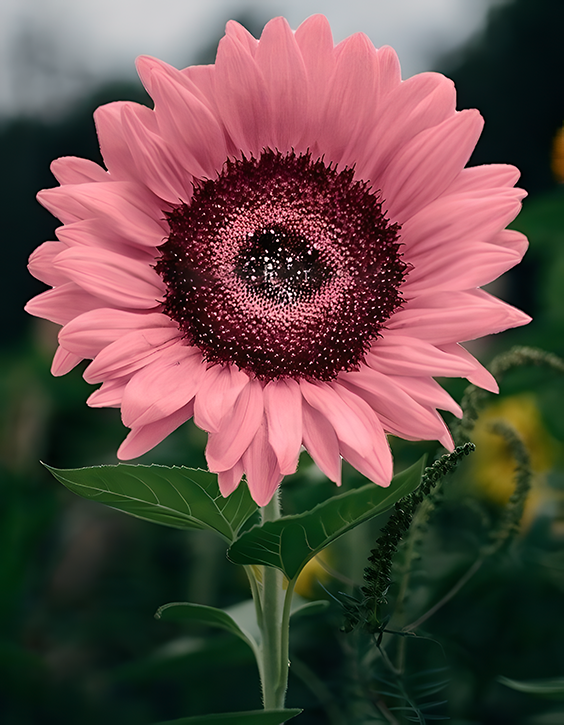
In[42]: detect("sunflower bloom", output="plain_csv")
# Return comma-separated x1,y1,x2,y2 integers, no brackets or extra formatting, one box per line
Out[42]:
26,16,530,505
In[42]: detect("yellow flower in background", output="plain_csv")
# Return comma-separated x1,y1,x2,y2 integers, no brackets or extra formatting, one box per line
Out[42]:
552,123,564,183
294,550,332,599
470,394,557,525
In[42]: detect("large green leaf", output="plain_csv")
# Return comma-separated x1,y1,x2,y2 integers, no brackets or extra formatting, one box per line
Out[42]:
228,457,426,580
498,676,564,700
155,602,258,654
155,596,330,653
45,464,258,542
152,709,302,725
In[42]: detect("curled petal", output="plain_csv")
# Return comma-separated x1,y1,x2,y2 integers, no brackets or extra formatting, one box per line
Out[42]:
242,420,283,507
341,367,452,444
205,379,264,472
51,346,83,376
194,364,250,433
83,327,181,383
439,344,499,393
121,346,205,427
51,157,108,185
28,242,69,287
118,400,195,460
88,377,129,408
25,283,102,325
218,460,245,498
120,102,191,203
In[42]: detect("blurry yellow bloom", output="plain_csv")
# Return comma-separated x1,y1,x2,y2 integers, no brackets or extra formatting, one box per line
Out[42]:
552,123,564,183
294,551,332,599
470,394,557,526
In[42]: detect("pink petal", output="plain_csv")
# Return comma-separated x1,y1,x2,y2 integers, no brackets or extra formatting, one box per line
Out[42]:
317,32,382,166
388,289,531,345
117,400,194,459
300,380,374,457
389,375,462,417
180,64,218,113
340,368,453,442
214,33,270,156
25,283,102,325
225,20,258,55
446,164,521,195
333,384,392,482
357,71,456,181
120,102,191,203
242,420,283,506
28,241,69,287
254,17,308,150
439,344,499,393
144,65,228,179
264,378,302,475
401,191,524,258
137,55,199,96
38,182,166,247
193,364,250,433
218,460,245,498
382,109,484,222
94,102,139,180
366,334,479,378
373,45,402,99
404,239,522,293
56,219,155,260
51,157,108,185
54,246,164,309
205,379,264,472
51,346,83,376
83,327,182,383
121,346,205,427
60,308,175,359
339,440,392,486
302,401,341,485
87,377,128,408
294,14,335,153
491,229,529,256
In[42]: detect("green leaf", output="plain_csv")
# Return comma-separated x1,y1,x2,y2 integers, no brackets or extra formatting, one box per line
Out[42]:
228,457,426,580
152,709,302,725
155,602,258,654
498,676,564,699
290,599,330,619
44,463,258,542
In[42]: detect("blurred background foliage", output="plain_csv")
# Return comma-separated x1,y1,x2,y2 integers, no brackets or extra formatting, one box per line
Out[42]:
1,0,564,722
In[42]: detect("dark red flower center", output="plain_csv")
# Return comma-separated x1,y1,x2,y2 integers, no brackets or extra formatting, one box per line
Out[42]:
156,150,408,381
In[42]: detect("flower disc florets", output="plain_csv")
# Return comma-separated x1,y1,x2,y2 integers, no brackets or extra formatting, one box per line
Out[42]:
157,150,407,380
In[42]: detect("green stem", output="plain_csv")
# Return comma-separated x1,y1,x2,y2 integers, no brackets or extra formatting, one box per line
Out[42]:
255,492,293,710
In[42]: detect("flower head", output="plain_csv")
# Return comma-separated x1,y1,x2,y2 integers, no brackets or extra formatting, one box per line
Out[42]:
26,16,530,505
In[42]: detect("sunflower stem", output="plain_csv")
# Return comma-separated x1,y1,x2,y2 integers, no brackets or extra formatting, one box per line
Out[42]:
256,492,292,710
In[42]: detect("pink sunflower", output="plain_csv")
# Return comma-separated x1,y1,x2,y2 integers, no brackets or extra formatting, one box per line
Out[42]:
26,15,530,506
